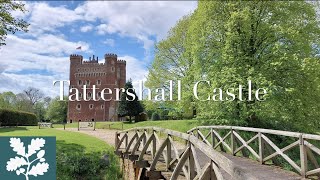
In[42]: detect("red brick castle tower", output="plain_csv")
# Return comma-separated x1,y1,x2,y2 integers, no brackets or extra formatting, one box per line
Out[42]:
67,53,126,123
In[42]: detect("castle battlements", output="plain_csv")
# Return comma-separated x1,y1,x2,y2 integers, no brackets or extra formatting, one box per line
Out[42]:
104,53,117,58
117,60,126,64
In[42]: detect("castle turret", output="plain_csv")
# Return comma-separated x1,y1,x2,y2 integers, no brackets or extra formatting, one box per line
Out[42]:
104,53,117,65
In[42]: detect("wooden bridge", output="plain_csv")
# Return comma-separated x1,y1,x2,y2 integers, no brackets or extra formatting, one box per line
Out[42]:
115,126,320,179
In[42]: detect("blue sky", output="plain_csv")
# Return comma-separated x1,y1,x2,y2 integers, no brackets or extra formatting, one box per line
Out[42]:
0,1,196,97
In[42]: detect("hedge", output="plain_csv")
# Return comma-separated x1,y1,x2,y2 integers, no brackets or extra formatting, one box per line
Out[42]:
0,109,38,126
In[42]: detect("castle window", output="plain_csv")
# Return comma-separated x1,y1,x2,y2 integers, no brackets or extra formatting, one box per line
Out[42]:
97,80,101,85
77,68,80,72
76,104,81,110
88,92,92,99
89,104,94,109
79,92,82,98
71,85,74,89
111,67,115,72
97,92,101,98
78,80,82,86
86,80,90,86
101,105,104,109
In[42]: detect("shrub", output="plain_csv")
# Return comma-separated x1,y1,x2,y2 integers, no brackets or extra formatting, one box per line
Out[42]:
0,109,37,126
151,112,160,121
135,113,148,122
57,151,121,180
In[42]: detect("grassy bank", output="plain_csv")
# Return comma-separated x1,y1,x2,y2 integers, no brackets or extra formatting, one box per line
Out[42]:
0,127,121,179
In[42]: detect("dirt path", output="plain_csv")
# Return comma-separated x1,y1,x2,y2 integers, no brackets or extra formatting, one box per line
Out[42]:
57,128,119,147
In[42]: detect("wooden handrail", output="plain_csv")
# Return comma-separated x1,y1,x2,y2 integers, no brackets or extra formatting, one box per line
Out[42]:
187,125,320,178
115,127,256,179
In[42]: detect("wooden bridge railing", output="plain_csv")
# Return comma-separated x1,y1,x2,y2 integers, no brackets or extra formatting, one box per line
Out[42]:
115,127,253,180
187,126,320,178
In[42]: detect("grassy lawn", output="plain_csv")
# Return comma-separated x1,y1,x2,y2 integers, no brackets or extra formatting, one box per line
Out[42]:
54,119,203,132
0,126,111,152
0,126,121,179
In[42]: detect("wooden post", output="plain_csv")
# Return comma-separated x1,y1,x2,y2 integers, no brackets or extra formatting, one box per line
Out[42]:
93,122,96,131
299,134,307,177
77,121,79,131
166,136,171,171
125,132,128,148
115,132,119,148
189,144,196,179
258,132,264,164
152,131,156,159
211,128,215,148
231,129,235,155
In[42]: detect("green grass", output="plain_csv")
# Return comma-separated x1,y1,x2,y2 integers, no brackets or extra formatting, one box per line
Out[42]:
53,119,203,133
0,126,121,179
0,126,111,152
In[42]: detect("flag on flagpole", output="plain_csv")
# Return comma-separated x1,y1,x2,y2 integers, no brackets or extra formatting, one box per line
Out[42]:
76,46,81,50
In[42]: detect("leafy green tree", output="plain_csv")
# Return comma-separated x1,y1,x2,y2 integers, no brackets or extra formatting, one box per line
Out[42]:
0,0,29,46
45,97,67,123
117,81,144,123
187,1,320,131
145,15,195,117
0,91,16,109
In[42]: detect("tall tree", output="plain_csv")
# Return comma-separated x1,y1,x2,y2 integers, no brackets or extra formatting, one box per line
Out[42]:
0,0,29,46
23,87,44,106
187,1,320,131
146,15,195,117
118,81,144,122
45,97,67,123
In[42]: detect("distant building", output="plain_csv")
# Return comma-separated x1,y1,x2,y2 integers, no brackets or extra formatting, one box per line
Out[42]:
67,53,126,123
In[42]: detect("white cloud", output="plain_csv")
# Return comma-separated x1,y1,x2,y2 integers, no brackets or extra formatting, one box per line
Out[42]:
80,25,93,32
0,34,91,97
0,1,196,97
26,2,82,35
102,38,115,47
75,1,197,52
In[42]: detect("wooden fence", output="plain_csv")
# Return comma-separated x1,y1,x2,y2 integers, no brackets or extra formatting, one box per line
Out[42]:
187,126,320,178
115,127,254,180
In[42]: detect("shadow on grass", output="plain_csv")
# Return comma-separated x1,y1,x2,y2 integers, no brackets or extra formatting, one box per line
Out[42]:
0,126,29,133
57,140,85,153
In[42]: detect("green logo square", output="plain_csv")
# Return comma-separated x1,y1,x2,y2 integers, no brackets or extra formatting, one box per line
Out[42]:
0,137,56,180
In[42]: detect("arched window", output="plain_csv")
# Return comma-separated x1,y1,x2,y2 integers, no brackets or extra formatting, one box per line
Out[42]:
76,104,81,110
101,105,104,109
78,80,82,86
88,92,92,99
86,80,90,86
97,80,101,85
89,104,94,109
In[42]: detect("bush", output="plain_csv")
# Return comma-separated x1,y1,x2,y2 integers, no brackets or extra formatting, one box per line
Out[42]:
151,112,160,121
0,109,37,126
57,151,121,180
135,113,148,122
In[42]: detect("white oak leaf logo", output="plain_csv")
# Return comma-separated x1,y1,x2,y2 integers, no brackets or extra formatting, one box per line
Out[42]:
10,138,25,156
28,162,49,177
6,157,27,171
26,138,45,157
6,137,50,180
